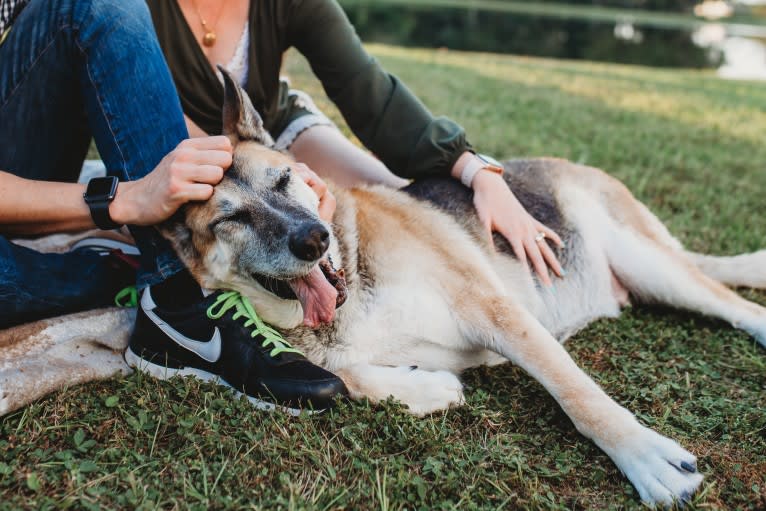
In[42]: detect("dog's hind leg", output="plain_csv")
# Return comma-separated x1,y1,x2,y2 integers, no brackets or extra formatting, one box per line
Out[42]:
460,296,703,507
605,228,766,347
685,250,766,289
334,364,464,416
562,164,766,297
589,167,765,290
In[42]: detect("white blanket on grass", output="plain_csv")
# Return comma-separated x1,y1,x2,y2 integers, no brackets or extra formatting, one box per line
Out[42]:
0,308,134,416
0,228,135,417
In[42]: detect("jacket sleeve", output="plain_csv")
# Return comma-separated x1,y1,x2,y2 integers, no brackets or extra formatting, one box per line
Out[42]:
286,0,471,179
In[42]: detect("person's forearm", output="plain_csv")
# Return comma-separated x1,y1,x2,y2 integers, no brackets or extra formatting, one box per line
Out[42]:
0,170,98,236
0,171,146,237
1,137,234,237
450,151,474,181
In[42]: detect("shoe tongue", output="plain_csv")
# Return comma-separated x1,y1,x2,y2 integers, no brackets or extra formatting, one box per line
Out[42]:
288,265,338,329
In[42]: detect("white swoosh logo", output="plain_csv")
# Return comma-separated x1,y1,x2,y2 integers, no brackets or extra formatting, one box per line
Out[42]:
141,289,222,363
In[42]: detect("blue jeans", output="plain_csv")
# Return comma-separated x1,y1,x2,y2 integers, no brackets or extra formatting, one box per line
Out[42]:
0,0,188,328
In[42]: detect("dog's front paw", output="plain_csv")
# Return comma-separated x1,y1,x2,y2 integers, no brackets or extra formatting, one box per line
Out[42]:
337,364,464,416
612,425,703,508
393,366,464,416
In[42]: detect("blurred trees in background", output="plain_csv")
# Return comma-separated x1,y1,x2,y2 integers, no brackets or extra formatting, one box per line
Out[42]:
527,0,699,13
343,5,716,68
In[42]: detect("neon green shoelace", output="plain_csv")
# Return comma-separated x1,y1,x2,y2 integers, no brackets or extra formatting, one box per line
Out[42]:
206,291,304,358
115,286,138,308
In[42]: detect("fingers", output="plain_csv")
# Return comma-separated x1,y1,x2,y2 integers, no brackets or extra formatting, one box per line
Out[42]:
472,202,495,249
178,183,215,202
524,237,552,287
317,191,336,223
537,236,565,278
174,136,233,171
496,220,563,286
538,223,564,248
301,167,327,196
294,162,336,222
188,149,232,169
186,164,225,185
510,237,527,268
180,135,232,151
534,223,565,278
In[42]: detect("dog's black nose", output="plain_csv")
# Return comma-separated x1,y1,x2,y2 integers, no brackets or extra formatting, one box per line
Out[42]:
289,223,330,261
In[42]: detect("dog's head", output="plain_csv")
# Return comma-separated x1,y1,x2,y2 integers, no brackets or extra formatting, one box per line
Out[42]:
159,69,345,329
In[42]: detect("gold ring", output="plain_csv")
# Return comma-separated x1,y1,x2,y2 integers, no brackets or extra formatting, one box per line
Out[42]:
534,232,546,243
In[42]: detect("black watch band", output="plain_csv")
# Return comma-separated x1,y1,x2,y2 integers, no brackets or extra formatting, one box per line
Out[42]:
83,176,123,230
88,199,122,230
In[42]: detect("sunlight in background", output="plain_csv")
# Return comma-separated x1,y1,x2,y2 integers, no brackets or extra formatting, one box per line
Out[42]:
692,24,766,80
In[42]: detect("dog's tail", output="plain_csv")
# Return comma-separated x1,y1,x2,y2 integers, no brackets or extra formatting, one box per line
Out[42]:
686,250,766,289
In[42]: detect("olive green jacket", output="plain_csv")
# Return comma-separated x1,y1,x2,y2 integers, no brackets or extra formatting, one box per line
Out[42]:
146,0,471,179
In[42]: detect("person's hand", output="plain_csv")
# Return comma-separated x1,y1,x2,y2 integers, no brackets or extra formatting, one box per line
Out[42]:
471,170,565,287
109,136,233,226
293,162,336,223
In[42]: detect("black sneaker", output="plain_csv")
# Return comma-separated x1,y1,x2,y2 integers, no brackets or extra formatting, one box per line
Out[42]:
125,287,348,414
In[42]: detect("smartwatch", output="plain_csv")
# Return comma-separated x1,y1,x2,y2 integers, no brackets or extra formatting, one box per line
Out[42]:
460,153,504,188
83,176,122,230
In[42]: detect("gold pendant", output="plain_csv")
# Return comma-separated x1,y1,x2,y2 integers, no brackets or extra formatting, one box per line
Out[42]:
202,31,216,47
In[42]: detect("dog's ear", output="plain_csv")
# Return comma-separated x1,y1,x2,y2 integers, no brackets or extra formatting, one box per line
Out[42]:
218,65,273,147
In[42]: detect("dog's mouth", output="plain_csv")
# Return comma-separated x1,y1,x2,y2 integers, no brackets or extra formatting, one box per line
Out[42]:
251,257,347,329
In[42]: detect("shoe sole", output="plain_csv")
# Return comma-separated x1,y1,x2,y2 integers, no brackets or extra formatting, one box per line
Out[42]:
71,237,140,256
124,348,324,416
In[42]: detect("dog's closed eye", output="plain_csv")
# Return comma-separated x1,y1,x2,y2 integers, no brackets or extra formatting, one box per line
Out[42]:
275,167,291,192
209,210,251,231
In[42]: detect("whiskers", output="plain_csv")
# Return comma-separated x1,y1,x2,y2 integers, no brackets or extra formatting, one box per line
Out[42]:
262,276,283,295
252,272,296,300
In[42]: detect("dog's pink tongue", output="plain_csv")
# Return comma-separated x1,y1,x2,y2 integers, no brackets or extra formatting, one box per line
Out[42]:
289,265,338,328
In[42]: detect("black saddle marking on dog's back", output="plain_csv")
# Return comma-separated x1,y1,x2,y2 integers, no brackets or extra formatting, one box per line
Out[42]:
404,160,566,234
403,176,475,220
403,159,582,273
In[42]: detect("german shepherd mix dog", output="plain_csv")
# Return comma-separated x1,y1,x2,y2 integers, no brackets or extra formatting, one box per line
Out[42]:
155,71,766,507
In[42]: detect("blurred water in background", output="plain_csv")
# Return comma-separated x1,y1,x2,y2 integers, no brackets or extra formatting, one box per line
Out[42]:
340,1,766,80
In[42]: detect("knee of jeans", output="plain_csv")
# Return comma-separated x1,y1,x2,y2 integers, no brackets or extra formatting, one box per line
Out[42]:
72,0,154,42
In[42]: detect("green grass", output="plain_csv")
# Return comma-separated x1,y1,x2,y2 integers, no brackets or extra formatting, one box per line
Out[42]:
2,46,766,510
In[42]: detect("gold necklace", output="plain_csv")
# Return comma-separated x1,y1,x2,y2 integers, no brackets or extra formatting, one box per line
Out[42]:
190,0,228,47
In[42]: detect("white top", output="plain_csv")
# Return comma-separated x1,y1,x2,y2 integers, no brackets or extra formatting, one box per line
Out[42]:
218,22,250,87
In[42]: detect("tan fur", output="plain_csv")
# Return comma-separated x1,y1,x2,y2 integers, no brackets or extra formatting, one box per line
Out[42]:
351,187,491,282
552,162,682,249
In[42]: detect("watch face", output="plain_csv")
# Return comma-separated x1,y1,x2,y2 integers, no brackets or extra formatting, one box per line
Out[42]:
85,177,118,202
477,153,502,168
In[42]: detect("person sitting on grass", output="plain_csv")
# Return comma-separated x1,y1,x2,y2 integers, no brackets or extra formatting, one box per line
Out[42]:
0,0,562,413
0,0,347,412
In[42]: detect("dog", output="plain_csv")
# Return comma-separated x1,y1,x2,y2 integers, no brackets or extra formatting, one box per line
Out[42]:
154,70,766,507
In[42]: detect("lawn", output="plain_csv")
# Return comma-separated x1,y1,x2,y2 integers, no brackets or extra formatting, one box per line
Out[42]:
1,45,765,510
